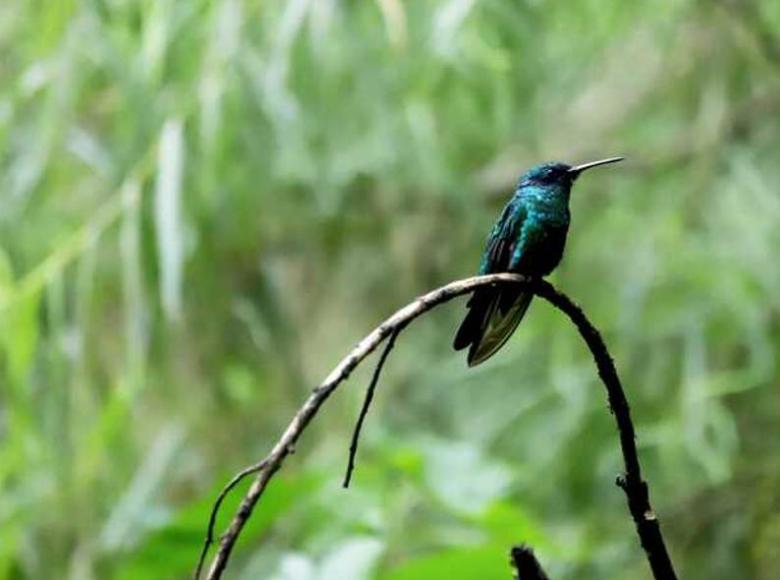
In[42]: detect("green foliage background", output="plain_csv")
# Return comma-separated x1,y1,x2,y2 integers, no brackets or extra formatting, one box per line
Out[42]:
1,0,779,578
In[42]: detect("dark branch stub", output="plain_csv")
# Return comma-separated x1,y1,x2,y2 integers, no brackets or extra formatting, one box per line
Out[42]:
510,545,550,580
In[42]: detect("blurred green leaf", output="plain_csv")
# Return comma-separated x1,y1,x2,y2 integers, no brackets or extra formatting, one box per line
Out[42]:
382,545,511,580
154,118,185,322
478,501,548,549
0,248,39,388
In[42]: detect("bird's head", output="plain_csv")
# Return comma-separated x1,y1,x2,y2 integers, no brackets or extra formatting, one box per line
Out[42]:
520,157,624,188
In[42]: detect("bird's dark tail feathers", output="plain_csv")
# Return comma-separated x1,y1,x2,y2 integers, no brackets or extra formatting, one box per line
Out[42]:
453,286,533,366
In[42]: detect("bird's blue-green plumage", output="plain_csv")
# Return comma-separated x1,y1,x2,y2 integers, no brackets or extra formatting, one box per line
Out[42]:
454,158,622,365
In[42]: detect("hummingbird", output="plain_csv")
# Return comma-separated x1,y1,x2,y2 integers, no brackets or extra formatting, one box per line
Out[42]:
453,157,624,366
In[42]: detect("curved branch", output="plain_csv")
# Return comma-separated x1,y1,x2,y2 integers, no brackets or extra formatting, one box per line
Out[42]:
532,281,677,579
198,274,676,580
198,273,528,579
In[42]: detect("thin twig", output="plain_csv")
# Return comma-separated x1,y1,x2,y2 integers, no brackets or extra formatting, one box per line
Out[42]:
510,545,550,580
200,274,677,580
343,325,402,488
193,459,268,580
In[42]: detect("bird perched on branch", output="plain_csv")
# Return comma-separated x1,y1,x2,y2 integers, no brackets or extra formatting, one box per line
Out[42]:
454,157,624,366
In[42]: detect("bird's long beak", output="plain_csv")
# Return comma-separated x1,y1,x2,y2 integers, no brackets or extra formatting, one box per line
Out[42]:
568,156,625,176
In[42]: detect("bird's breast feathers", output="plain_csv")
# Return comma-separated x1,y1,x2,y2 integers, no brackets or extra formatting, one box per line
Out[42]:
512,213,569,276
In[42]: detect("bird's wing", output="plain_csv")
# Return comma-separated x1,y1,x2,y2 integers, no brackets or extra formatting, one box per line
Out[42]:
465,289,532,366
478,199,526,275
453,199,530,364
